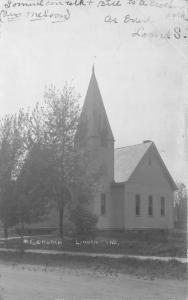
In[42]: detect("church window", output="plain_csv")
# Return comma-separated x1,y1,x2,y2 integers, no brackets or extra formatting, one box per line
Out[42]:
135,194,140,216
101,193,106,215
161,197,165,216
148,195,153,216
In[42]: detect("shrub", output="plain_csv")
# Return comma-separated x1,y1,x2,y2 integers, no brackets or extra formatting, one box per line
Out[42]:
70,205,98,237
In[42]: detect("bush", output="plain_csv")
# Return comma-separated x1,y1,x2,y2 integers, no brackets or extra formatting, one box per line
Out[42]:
70,205,98,237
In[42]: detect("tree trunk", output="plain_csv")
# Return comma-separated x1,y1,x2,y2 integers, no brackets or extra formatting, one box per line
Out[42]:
4,224,8,238
59,202,64,239
20,221,25,255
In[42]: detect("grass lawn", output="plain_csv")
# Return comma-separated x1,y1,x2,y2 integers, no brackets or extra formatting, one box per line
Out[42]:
0,250,187,280
1,229,187,258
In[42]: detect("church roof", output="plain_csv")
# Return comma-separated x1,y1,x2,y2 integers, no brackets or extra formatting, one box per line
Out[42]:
114,141,153,183
114,141,177,190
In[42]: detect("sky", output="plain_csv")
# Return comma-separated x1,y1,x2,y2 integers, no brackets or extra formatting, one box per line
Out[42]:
0,0,187,187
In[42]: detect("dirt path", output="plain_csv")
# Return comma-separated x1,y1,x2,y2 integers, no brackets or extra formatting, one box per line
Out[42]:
0,262,187,300
0,248,187,263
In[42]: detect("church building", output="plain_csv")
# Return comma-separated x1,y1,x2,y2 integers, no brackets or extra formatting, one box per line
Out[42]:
76,67,177,230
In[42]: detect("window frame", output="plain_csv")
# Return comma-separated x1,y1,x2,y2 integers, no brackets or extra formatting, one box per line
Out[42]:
135,194,141,216
160,196,165,216
148,195,153,216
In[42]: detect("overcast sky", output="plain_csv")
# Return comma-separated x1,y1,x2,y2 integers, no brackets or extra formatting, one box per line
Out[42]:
0,1,187,186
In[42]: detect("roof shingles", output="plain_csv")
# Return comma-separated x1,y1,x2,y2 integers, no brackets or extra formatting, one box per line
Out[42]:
114,142,152,183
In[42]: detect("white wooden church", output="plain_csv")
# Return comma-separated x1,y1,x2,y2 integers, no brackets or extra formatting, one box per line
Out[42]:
75,67,177,230
33,68,177,231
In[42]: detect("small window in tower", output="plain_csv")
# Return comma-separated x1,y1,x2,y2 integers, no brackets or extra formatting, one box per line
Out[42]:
148,195,153,216
135,194,141,216
161,197,165,216
101,193,106,215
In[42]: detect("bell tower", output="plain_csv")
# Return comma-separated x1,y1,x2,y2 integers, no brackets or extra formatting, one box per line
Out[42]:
76,67,114,181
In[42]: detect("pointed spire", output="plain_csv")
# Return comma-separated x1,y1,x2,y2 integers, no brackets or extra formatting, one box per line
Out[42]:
79,67,114,142
92,64,95,75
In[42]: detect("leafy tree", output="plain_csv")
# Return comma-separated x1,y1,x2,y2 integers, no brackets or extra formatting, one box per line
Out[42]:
42,84,81,238
70,204,98,237
0,111,26,237
0,83,102,240
174,182,187,229
14,143,56,232
24,85,82,238
25,102,47,146
40,84,101,238
0,109,53,239
0,180,18,238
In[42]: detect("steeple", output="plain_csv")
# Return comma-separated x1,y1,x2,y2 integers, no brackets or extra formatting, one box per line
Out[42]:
79,67,114,145
75,66,115,182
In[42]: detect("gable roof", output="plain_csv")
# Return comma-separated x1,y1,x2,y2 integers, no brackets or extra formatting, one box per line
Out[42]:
114,141,177,190
114,142,152,183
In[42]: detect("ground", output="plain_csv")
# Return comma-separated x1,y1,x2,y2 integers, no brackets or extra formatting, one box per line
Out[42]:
0,230,187,299
1,229,187,258
0,259,187,300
